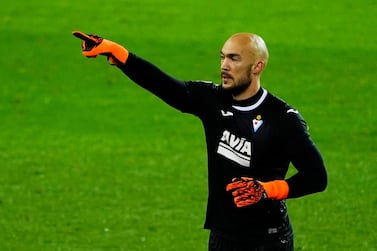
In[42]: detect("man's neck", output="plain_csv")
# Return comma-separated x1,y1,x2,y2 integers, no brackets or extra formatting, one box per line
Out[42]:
232,81,261,101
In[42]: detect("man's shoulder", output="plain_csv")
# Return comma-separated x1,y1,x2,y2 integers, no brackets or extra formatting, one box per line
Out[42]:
264,91,304,118
186,80,223,97
187,80,219,89
264,91,289,111
264,90,308,131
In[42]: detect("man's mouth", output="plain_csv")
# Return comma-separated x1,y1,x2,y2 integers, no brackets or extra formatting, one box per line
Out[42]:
221,72,232,81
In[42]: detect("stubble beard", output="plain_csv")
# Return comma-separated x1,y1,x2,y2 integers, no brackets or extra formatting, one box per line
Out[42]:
229,80,252,96
221,69,252,96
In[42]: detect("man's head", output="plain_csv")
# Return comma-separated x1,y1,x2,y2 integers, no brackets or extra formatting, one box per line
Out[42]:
220,33,269,99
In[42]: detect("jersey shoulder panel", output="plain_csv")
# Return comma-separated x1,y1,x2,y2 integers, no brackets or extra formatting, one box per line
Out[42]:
186,80,221,96
183,81,227,116
265,92,309,137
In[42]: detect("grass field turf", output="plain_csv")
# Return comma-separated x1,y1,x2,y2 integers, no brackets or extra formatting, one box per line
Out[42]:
1,0,376,250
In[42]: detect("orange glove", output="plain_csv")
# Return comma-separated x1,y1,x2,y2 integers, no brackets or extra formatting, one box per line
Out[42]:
226,177,289,208
72,30,129,66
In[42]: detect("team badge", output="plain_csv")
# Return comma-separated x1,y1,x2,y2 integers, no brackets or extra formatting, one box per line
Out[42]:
252,115,263,132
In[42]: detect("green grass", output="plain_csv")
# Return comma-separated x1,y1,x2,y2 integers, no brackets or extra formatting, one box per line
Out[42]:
1,0,376,250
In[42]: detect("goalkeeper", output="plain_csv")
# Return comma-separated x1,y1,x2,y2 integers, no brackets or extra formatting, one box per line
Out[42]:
73,31,327,251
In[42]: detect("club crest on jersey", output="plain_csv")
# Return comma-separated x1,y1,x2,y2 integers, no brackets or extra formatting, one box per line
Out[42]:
252,115,263,132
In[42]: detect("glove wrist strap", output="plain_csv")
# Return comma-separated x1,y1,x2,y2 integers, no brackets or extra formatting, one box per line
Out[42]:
259,180,289,200
109,42,129,65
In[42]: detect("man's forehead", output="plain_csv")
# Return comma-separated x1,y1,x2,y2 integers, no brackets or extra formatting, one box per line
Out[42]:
221,39,251,55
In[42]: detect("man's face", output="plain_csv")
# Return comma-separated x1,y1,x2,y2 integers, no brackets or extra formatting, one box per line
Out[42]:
220,38,255,94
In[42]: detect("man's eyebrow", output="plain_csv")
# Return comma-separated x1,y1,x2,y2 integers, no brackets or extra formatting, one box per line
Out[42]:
220,51,240,57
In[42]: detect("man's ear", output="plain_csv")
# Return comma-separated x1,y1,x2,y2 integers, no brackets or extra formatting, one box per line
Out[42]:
252,61,265,75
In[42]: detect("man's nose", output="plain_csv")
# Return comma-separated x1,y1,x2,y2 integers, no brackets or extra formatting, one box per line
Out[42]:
221,58,230,70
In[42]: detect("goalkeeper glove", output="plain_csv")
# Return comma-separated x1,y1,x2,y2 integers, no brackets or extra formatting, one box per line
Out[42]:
226,177,289,208
72,30,129,66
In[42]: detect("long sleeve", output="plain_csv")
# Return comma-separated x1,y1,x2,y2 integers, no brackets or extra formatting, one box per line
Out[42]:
286,140,327,198
283,111,328,198
119,53,191,112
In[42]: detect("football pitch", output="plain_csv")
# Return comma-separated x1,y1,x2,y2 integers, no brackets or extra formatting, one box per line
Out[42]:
1,0,376,250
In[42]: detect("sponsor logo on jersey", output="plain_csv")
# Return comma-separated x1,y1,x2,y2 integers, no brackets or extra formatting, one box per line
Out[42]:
217,130,251,167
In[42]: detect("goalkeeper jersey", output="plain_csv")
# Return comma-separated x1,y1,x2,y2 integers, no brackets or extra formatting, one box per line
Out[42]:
120,53,327,240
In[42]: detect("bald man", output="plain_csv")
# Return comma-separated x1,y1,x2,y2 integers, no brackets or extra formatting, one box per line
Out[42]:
73,31,327,251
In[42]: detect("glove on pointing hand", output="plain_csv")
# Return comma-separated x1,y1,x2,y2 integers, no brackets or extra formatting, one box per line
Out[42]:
226,177,289,208
72,30,129,66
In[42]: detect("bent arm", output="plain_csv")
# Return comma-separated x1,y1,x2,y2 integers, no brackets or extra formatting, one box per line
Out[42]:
283,111,328,198
286,141,327,198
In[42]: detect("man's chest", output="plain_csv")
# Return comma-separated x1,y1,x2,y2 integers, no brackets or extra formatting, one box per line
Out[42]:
214,107,276,168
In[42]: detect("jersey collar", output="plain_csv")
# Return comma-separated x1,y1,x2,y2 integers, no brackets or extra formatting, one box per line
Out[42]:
231,88,268,111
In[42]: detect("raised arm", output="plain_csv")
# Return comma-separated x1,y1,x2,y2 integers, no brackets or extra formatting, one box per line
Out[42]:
72,31,190,111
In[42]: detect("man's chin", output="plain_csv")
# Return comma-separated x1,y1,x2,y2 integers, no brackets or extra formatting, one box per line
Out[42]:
222,82,250,96
221,85,231,91
221,80,233,89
